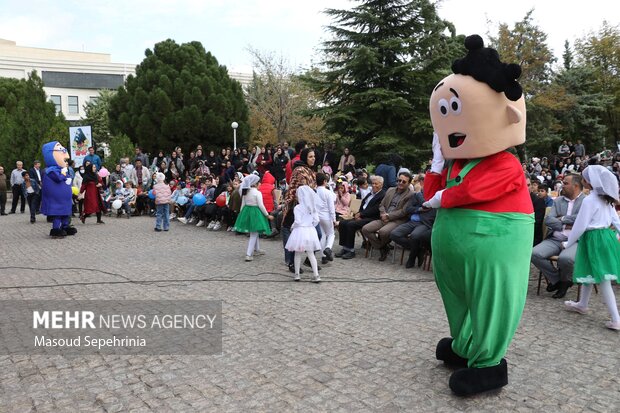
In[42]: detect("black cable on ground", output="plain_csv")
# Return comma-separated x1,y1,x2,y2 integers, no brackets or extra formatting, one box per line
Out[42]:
0,266,434,290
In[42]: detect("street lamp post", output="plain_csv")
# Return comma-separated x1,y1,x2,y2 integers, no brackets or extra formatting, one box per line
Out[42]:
231,122,238,151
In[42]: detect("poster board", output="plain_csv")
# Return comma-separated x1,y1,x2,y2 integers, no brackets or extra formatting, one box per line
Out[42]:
69,125,92,167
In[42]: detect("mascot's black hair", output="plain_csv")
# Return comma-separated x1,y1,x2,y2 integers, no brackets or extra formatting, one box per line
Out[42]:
451,34,523,101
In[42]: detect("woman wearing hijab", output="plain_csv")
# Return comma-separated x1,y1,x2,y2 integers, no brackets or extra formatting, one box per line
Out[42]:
109,163,123,186
79,162,105,224
272,147,288,183
337,147,356,174
255,147,273,176
73,162,86,217
151,150,166,172
169,151,185,176
165,160,181,183
205,150,219,176
563,165,620,330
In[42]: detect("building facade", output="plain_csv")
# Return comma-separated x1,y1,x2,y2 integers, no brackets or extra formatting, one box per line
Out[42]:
0,39,135,121
0,39,252,122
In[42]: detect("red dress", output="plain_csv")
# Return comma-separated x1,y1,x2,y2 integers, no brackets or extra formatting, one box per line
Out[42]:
80,177,105,214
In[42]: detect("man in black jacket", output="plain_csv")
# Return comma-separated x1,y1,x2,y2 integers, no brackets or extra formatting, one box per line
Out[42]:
29,160,45,214
336,175,386,259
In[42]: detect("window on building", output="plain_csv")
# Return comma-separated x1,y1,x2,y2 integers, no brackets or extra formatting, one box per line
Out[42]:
89,96,99,104
50,95,61,114
68,96,79,114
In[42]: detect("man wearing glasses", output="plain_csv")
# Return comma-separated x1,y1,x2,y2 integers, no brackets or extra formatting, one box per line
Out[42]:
531,173,585,298
361,172,413,261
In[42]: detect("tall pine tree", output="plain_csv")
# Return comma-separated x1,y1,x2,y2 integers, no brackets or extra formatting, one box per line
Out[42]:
490,10,556,160
575,21,620,146
109,39,249,155
305,0,463,167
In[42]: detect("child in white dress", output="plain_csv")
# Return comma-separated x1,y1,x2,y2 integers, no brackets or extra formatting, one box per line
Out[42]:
285,185,322,282
315,173,336,264
563,165,620,330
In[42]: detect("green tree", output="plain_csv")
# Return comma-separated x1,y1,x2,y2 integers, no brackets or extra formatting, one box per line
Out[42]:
491,10,555,96
104,134,135,169
305,0,464,167
109,39,249,154
553,65,613,153
490,10,557,160
245,48,326,146
562,40,573,70
0,71,68,170
84,89,115,145
575,21,620,146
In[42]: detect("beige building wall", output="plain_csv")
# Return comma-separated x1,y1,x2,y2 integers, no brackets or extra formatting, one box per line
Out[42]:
0,39,252,122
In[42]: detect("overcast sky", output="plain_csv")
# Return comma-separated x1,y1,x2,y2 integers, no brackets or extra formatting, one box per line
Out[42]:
0,0,617,72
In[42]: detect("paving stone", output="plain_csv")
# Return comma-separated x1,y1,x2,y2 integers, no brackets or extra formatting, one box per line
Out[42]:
0,213,617,411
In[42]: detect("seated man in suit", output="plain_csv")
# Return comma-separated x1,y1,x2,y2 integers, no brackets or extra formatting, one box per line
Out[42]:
531,173,585,298
390,180,436,268
336,175,386,259
361,172,414,261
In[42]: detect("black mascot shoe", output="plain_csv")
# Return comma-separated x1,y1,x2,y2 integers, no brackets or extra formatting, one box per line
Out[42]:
436,337,468,368
64,227,77,236
449,358,508,397
50,228,66,238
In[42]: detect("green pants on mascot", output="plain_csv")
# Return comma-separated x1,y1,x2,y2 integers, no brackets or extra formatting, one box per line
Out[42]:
423,35,533,396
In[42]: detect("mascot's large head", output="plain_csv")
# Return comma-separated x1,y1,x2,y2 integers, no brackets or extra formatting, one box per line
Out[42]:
42,141,70,168
429,35,526,160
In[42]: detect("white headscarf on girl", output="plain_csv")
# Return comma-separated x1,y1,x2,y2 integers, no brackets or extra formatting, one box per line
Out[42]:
239,174,260,194
582,165,619,202
296,185,318,215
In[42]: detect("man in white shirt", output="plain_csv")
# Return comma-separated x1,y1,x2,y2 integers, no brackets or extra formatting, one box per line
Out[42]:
531,174,586,298
9,161,26,213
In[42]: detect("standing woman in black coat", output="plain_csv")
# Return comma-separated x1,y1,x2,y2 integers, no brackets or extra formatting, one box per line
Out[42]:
271,147,288,184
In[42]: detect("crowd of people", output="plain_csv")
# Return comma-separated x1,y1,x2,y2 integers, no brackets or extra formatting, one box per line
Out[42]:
1,138,619,326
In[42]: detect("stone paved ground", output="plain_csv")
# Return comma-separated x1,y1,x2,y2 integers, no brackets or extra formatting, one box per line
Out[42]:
0,212,619,412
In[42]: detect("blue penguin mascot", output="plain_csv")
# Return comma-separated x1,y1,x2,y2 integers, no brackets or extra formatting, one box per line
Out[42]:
41,141,77,238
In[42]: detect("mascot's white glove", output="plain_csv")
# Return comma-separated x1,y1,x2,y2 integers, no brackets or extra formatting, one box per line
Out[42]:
423,189,444,209
65,178,72,185
430,132,445,174
61,167,68,175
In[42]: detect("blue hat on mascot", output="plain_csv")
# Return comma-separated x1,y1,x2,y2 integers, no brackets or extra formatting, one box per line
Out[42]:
43,141,60,167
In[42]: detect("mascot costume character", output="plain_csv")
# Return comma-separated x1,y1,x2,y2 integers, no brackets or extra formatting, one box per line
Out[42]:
41,141,77,238
423,35,533,396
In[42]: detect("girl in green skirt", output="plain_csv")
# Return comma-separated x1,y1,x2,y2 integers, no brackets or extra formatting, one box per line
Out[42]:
563,165,620,330
235,174,273,261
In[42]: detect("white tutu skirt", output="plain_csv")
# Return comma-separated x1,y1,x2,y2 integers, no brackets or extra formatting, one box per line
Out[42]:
285,226,321,252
